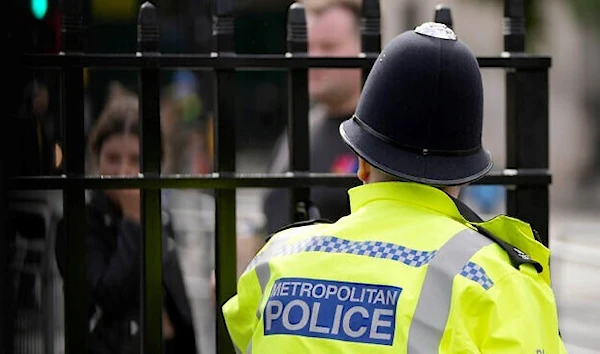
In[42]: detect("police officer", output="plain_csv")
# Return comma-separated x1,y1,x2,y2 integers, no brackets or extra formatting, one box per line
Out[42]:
223,23,567,353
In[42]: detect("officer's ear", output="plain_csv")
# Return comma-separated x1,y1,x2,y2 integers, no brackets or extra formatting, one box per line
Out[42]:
357,157,371,184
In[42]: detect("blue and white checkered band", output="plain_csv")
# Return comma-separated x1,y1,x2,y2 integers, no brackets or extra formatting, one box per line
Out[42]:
305,237,437,267
247,236,437,273
459,261,494,290
414,22,457,40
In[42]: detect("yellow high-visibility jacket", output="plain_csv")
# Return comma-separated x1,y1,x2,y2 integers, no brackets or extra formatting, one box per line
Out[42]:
223,182,566,353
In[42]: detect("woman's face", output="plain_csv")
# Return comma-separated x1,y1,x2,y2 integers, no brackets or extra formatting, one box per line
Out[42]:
98,134,140,176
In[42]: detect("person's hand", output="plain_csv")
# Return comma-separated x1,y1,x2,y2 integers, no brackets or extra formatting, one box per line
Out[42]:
119,189,141,222
108,189,141,223
162,310,175,339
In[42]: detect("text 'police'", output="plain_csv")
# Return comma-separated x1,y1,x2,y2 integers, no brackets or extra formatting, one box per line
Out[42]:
263,278,402,345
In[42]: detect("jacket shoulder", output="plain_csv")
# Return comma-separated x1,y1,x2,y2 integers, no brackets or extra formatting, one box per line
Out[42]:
474,224,543,273
450,195,543,274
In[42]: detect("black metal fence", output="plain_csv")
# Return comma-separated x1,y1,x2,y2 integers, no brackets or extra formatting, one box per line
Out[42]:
4,0,551,353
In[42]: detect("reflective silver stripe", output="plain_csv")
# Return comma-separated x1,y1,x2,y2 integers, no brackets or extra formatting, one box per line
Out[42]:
255,262,271,293
244,231,300,274
232,339,250,354
246,232,297,319
407,228,493,353
251,232,298,320
255,262,271,319
245,237,313,273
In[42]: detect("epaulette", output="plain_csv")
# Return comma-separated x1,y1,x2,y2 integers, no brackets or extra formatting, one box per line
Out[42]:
266,218,333,243
474,224,544,273
450,194,543,273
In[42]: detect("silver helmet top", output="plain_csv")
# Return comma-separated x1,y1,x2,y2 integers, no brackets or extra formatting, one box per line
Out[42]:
414,22,457,41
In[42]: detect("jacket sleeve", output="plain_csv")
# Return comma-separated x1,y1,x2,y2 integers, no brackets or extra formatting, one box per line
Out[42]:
222,262,263,353
470,266,567,353
86,213,142,315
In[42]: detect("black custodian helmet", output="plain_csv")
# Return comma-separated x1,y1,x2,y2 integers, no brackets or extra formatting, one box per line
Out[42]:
340,22,493,185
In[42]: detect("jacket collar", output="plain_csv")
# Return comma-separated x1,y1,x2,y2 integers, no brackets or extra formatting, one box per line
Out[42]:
349,181,467,221
348,182,552,285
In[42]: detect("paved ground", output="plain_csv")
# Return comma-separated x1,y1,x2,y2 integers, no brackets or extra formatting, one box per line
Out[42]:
548,208,600,353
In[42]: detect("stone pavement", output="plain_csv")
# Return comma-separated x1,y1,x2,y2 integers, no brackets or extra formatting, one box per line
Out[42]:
549,208,600,353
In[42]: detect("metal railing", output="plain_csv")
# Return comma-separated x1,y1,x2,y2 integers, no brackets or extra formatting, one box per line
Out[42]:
5,0,551,353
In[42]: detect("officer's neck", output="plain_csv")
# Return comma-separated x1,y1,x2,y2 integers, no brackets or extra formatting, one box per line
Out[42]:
359,159,463,198
442,185,461,198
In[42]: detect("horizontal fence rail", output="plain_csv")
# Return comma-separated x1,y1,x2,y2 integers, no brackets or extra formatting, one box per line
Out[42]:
20,53,551,70
8,169,552,190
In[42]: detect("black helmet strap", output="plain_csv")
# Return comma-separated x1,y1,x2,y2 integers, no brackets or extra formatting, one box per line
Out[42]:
352,115,482,157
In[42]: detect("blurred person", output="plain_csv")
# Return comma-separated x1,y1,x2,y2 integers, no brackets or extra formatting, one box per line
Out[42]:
219,0,366,305
261,0,363,234
223,23,566,353
15,79,63,175
55,83,197,354
10,79,63,313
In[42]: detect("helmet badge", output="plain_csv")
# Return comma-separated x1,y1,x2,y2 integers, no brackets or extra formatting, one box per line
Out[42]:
414,22,457,41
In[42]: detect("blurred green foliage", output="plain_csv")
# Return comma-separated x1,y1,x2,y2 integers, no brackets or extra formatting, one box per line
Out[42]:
568,0,600,29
